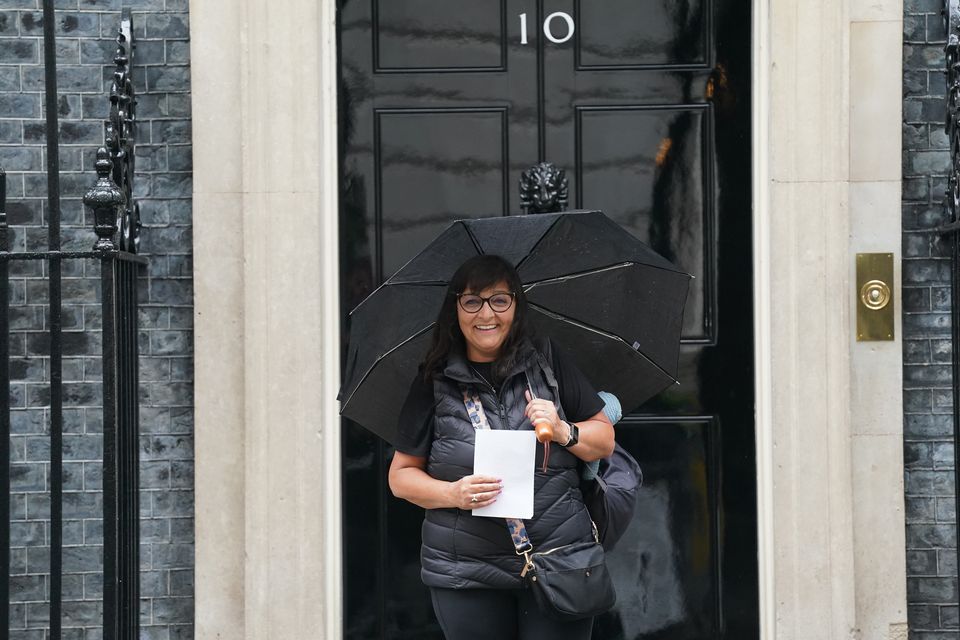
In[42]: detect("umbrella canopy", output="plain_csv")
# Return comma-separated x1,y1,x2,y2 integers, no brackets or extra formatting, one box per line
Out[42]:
339,210,691,445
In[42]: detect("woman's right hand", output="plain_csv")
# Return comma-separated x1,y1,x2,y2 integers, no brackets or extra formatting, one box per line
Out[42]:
449,474,502,510
389,452,503,510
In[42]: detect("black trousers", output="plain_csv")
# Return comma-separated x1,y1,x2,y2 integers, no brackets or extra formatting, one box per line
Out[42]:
430,587,594,640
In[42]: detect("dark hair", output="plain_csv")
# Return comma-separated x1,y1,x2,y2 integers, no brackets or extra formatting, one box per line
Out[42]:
421,255,530,381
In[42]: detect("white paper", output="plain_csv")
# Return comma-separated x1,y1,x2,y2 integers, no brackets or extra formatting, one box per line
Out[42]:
472,429,536,519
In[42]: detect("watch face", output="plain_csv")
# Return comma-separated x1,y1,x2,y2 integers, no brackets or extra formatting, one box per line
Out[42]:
567,423,579,447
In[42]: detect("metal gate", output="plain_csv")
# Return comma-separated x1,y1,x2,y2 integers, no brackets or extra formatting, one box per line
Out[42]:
1,5,143,639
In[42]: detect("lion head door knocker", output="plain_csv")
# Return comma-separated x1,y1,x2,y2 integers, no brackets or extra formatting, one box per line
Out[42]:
519,162,568,214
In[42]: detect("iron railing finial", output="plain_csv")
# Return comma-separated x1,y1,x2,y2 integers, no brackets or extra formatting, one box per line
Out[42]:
85,148,124,252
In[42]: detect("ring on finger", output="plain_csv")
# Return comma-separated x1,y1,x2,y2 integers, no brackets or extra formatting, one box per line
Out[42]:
471,495,478,503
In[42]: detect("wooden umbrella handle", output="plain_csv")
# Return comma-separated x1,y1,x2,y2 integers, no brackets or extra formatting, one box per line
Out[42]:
527,376,553,471
535,422,553,443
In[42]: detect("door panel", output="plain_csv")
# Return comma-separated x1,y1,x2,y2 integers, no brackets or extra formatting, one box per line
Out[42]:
377,108,509,275
597,418,720,639
338,0,755,636
374,0,507,71
574,106,712,340
575,0,709,68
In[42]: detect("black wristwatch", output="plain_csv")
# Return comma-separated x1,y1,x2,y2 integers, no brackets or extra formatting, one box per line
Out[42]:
562,421,579,447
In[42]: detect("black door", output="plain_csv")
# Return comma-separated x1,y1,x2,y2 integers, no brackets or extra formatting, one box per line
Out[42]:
338,1,755,637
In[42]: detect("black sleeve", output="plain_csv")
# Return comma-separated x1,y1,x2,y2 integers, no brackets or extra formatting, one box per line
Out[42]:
549,340,606,422
394,374,435,458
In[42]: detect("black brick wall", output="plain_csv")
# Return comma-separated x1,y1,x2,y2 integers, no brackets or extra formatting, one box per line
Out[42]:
904,1,959,638
0,1,193,638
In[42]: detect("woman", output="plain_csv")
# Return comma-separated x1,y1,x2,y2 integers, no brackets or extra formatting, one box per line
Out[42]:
389,254,615,640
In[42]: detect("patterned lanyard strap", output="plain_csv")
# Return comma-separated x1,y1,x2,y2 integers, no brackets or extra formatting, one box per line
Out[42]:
460,384,534,566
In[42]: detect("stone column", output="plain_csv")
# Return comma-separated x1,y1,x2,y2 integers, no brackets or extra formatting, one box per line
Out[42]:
756,0,907,637
190,0,341,637
847,2,908,638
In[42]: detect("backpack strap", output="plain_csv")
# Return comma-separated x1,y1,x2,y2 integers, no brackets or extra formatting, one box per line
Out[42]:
532,337,562,405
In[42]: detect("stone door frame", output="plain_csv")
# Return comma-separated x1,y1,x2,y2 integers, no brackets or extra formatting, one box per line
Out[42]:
190,1,907,637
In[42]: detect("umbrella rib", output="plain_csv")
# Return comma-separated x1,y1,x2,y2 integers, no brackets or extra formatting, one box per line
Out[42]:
522,261,692,290
462,222,486,256
512,216,563,272
527,302,680,384
339,321,437,409
382,219,472,282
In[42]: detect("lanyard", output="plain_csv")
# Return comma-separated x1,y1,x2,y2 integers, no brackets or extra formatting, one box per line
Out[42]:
459,384,534,560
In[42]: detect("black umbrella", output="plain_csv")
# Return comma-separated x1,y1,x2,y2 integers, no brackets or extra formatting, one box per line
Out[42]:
339,210,691,445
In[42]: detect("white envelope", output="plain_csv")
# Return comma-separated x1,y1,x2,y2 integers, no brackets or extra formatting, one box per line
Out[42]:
472,429,536,519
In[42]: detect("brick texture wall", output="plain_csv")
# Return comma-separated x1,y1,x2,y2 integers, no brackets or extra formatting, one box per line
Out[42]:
904,1,959,638
0,1,193,638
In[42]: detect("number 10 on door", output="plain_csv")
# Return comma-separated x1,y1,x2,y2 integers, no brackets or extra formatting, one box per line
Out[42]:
519,12,575,45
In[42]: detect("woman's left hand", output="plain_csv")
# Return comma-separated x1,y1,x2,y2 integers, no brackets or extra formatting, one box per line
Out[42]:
524,390,568,443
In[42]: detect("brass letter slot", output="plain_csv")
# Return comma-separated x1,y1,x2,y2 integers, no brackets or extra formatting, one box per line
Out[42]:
856,253,894,341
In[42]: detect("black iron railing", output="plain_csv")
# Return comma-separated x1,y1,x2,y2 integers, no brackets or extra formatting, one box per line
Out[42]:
1,5,143,639
942,0,960,621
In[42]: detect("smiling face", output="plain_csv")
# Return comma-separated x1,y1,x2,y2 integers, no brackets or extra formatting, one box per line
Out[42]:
457,280,516,362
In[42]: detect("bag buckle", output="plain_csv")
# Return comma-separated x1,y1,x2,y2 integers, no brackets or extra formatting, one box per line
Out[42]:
515,540,534,578
519,551,534,578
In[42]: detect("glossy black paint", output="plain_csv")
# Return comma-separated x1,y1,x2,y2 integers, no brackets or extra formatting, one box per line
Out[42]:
338,1,755,637
0,171,8,637
41,1,65,633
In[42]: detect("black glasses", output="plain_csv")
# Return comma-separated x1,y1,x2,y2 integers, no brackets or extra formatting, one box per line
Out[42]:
456,291,516,313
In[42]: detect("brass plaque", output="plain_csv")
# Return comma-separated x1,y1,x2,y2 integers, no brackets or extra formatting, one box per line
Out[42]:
856,253,894,341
